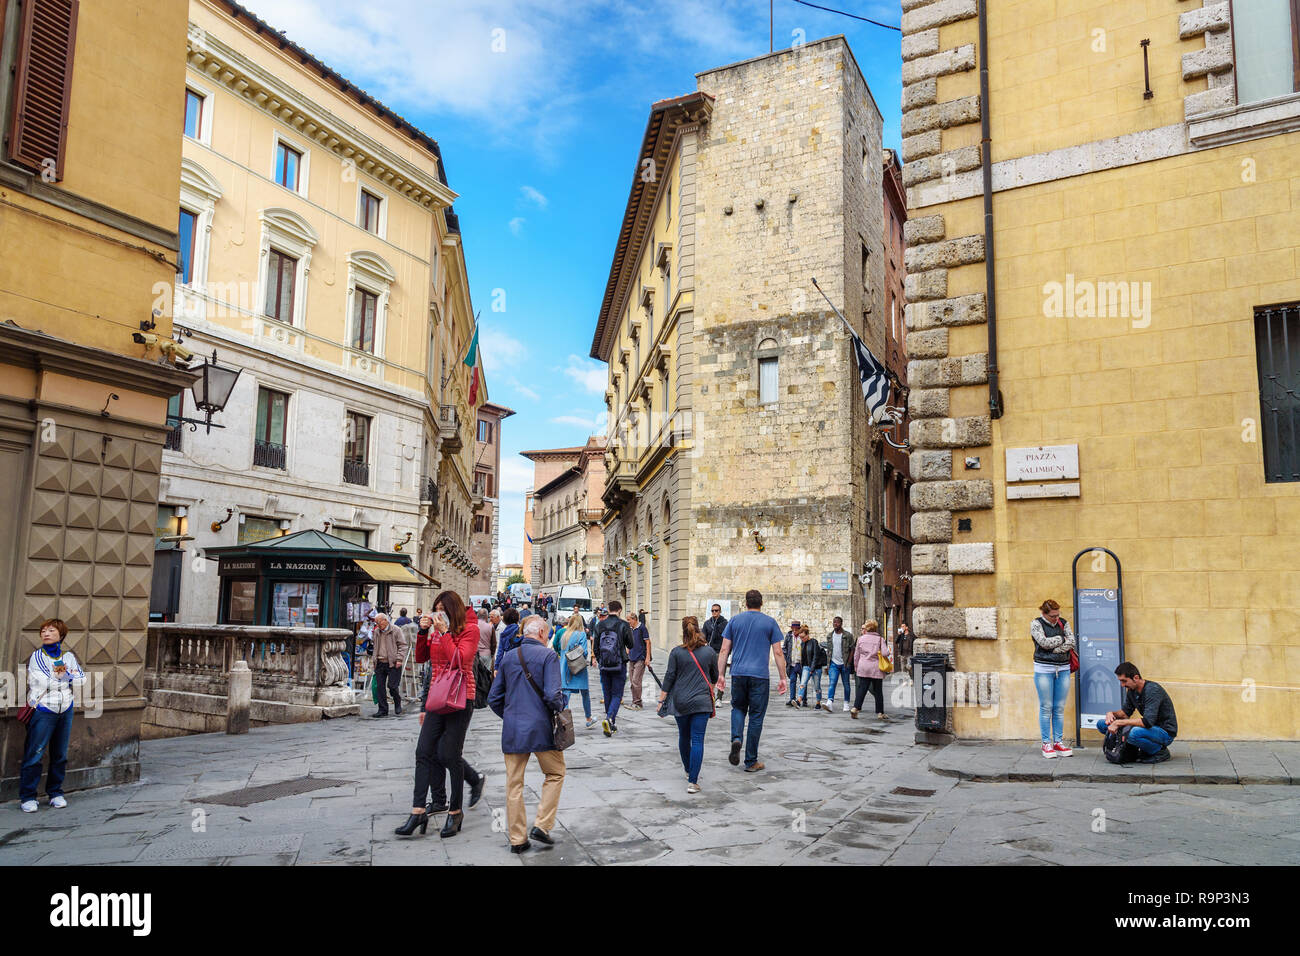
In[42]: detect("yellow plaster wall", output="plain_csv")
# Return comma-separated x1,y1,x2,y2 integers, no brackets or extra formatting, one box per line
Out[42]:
958,136,1300,740
0,0,186,369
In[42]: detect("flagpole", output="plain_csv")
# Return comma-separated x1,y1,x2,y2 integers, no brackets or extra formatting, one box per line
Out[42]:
810,277,855,336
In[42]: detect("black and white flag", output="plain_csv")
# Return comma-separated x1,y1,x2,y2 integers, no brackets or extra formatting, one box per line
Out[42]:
849,330,902,426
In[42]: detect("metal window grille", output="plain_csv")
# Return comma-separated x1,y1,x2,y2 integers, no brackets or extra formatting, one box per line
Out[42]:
253,440,286,470
1255,303,1300,483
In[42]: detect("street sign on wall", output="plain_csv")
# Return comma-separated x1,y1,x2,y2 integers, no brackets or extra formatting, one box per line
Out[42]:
821,571,849,591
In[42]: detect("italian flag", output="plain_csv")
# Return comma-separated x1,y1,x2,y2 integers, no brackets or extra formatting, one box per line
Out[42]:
462,321,480,407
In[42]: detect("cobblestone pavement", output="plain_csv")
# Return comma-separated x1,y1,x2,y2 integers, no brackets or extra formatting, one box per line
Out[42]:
3,674,1299,865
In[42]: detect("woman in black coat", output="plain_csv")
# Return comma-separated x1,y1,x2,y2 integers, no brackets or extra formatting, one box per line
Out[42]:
658,617,719,794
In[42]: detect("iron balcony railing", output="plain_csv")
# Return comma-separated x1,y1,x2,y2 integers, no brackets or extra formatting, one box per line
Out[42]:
343,460,369,486
420,475,438,505
253,439,287,470
163,423,183,452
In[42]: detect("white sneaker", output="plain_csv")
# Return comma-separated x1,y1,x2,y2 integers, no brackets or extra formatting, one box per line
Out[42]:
20,800,38,813
686,782,700,794
49,795,67,809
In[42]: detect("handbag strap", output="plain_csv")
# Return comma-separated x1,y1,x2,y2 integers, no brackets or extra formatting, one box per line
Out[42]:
516,645,556,712
686,648,716,718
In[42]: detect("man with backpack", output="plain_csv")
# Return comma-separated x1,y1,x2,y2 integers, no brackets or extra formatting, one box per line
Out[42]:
1097,661,1178,764
593,600,635,737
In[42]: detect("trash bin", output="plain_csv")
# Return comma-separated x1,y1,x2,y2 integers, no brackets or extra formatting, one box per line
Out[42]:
913,653,948,732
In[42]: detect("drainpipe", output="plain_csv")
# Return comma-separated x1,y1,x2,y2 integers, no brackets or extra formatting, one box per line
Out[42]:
979,0,1004,420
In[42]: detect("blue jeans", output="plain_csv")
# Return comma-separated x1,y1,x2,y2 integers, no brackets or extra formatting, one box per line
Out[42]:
566,689,592,720
1033,668,1071,743
600,669,626,723
1094,719,1172,754
799,666,823,702
729,676,770,768
676,712,710,783
827,662,851,702
787,664,802,700
20,706,74,801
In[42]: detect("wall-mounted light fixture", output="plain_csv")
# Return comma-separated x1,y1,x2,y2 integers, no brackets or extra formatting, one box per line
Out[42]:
211,508,234,533
395,531,413,552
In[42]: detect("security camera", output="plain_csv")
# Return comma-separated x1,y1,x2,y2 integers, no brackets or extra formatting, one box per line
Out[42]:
160,338,197,364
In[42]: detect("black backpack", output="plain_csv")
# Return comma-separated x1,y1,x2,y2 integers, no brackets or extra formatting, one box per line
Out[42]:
1103,728,1140,764
596,621,625,672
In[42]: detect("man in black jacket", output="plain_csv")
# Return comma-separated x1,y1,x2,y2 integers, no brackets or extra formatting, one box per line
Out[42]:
702,603,728,701
593,600,635,737
798,629,827,709
781,620,802,707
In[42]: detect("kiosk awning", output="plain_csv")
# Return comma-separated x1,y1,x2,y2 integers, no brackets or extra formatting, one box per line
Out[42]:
354,560,420,583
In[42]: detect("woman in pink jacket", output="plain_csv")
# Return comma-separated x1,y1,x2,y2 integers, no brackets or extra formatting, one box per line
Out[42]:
851,620,892,720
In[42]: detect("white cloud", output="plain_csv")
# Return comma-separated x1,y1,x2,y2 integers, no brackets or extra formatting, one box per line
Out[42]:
508,216,526,236
550,414,603,431
498,457,534,495
479,327,525,377
231,1,772,161
512,381,540,402
520,185,548,209
563,354,607,395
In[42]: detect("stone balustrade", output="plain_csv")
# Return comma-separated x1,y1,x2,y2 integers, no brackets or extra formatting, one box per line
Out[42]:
143,624,359,738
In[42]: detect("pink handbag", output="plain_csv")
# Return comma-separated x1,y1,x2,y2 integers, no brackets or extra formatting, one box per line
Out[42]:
425,645,468,715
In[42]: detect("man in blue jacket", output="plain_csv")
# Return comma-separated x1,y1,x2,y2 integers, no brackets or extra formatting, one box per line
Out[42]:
488,615,567,854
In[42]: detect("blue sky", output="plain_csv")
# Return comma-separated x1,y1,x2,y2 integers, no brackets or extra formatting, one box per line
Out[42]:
247,0,903,565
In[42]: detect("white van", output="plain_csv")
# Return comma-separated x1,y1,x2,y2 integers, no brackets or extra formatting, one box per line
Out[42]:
555,584,595,628
508,582,533,607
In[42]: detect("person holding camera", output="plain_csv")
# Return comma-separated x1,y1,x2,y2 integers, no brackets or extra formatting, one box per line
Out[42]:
19,619,87,813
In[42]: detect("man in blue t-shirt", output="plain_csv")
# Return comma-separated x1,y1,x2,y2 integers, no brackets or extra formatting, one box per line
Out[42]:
716,589,788,772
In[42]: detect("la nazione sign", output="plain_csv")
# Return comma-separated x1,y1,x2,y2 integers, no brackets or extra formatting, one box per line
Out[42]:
1005,445,1080,499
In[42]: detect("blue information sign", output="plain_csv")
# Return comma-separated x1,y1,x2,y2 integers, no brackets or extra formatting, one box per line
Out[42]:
1075,588,1123,727
821,571,849,591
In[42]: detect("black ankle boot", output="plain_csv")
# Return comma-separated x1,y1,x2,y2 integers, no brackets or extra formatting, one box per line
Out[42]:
440,812,463,838
395,812,429,837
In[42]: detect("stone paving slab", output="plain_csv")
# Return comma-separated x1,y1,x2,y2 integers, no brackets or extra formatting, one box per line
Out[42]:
5,672,1300,865
928,740,1296,785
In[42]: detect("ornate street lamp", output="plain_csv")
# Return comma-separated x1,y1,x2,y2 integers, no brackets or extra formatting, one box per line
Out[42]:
183,350,242,433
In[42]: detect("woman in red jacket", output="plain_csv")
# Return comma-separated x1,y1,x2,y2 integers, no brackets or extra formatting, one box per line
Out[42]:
396,591,486,839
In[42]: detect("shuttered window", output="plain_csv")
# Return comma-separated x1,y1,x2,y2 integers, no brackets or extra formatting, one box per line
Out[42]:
7,0,79,181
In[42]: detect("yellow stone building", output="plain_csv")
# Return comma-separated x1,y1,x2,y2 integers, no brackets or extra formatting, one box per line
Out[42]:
157,0,484,621
0,0,195,794
900,0,1299,740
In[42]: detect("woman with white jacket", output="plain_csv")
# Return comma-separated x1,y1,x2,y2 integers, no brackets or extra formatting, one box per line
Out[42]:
20,618,86,812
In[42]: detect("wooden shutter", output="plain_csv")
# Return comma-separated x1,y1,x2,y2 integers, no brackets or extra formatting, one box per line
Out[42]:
7,0,79,181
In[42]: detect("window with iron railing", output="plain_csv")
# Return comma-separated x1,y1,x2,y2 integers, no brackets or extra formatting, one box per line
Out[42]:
1255,302,1300,482
254,387,288,469
344,411,371,485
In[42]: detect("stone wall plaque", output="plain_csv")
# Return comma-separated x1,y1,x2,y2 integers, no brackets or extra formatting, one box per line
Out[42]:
1005,444,1079,482
1006,482,1081,500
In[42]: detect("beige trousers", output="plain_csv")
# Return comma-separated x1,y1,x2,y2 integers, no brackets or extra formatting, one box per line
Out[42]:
502,750,566,846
